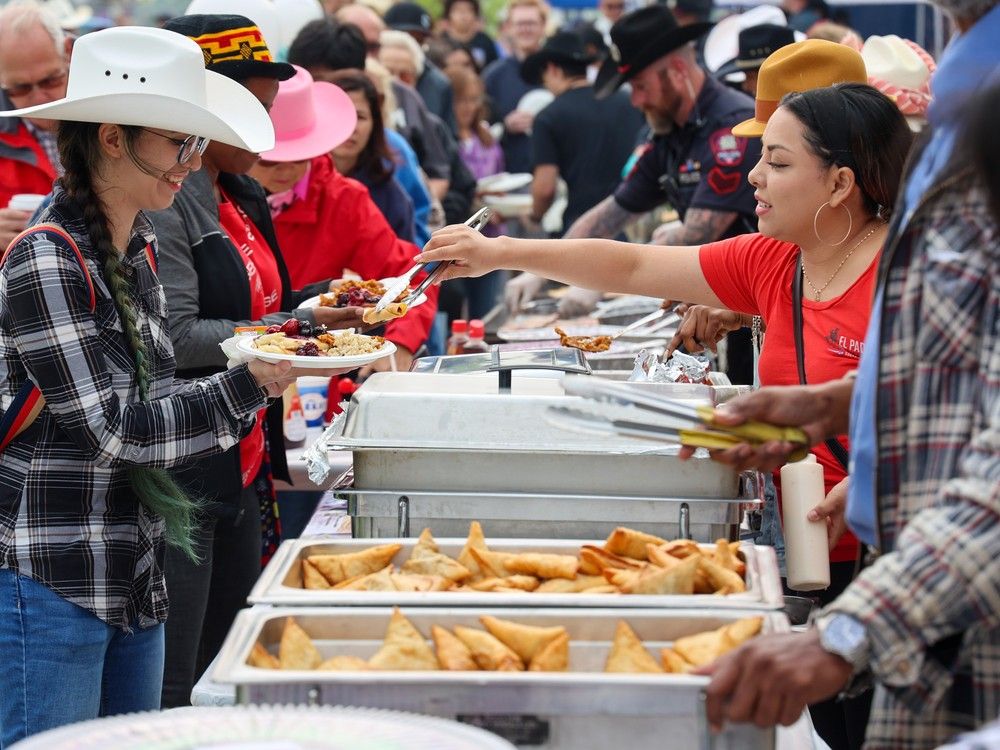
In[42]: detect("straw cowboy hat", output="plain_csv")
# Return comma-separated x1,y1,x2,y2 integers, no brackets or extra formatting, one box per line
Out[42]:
861,34,930,91
261,66,358,162
594,5,712,99
731,39,868,137
0,25,275,153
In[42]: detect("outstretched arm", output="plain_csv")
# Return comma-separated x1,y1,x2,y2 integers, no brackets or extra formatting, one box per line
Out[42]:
419,224,725,308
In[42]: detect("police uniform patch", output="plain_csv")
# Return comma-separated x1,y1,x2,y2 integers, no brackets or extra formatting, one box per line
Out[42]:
709,128,748,167
707,167,742,196
678,159,701,185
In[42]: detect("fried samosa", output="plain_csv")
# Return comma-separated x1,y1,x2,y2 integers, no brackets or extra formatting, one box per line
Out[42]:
308,543,402,584
604,620,663,673
248,642,279,669
432,625,478,671
301,558,331,590
529,631,570,672
318,655,370,671
279,617,322,670
603,527,667,561
503,552,579,580
411,527,439,560
453,626,524,671
401,552,472,583
367,608,438,671
479,615,566,663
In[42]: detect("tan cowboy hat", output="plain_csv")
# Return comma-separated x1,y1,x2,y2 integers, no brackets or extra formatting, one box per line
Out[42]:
0,25,275,153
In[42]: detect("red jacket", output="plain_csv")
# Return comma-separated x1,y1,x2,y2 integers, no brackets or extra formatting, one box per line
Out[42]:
274,155,437,354
0,121,57,209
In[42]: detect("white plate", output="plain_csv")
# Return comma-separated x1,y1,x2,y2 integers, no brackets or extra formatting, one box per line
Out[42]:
516,87,554,116
481,193,532,217
298,277,429,310
237,334,396,369
476,172,533,194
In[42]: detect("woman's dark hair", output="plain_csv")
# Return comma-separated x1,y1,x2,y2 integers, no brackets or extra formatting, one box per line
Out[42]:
780,82,912,219
56,121,200,562
327,70,395,185
963,80,1000,222
288,18,366,72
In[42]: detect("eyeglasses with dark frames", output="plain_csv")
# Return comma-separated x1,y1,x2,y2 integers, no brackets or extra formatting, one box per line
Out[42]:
142,129,210,165
1,70,68,99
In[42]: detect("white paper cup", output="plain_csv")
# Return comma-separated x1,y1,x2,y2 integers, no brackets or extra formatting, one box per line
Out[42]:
296,375,329,429
7,193,46,212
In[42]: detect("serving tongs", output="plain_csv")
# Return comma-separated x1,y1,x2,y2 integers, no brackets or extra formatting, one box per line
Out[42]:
555,374,810,459
558,306,678,352
373,206,492,315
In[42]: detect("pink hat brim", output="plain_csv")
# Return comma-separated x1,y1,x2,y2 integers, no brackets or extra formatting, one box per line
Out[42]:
261,82,357,162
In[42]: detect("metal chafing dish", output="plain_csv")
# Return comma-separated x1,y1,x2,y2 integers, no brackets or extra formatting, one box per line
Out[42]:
248,537,783,610
308,372,758,542
214,606,788,749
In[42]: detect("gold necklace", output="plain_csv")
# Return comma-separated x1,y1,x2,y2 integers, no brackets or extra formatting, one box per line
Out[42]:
803,222,884,301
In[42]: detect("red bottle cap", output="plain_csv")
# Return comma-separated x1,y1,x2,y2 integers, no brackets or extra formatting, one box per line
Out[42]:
451,319,468,334
469,320,485,338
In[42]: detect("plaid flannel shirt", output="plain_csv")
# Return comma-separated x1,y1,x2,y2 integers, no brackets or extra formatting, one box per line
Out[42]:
827,167,1000,749
0,190,268,630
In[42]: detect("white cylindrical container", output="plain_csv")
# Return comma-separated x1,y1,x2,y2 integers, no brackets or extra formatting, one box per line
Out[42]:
780,454,831,591
7,193,46,213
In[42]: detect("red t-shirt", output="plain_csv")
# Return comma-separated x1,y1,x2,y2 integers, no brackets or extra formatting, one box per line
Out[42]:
219,193,283,487
700,233,879,563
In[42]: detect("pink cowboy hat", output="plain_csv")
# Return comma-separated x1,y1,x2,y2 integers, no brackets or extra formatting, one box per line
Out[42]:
260,65,357,162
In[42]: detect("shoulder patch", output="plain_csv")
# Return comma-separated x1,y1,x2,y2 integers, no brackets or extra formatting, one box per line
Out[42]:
622,142,653,181
709,128,748,168
706,167,742,196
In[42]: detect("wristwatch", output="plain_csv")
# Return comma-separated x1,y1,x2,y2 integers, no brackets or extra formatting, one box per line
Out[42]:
816,613,871,673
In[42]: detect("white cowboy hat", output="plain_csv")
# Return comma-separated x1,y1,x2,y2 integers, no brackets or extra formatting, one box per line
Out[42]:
185,0,284,54
0,25,274,153
862,34,930,91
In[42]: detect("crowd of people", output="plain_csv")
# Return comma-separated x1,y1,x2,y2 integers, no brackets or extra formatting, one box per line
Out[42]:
0,0,996,748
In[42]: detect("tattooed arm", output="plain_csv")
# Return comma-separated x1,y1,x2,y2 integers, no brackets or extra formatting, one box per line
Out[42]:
563,195,644,240
651,208,740,246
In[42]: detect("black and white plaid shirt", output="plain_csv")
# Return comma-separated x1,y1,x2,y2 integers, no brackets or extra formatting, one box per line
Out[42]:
0,189,267,630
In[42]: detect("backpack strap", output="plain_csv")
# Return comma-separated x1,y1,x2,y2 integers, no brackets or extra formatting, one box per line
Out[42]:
0,223,94,451
3,223,96,311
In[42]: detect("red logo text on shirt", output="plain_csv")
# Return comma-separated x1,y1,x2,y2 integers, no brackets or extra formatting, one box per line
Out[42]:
826,327,864,359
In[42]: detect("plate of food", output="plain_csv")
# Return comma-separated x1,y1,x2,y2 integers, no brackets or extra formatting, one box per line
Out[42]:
476,172,533,194
238,320,396,369
299,278,429,313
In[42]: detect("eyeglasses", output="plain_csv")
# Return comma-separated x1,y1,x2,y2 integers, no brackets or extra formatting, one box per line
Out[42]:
1,70,68,99
142,129,209,165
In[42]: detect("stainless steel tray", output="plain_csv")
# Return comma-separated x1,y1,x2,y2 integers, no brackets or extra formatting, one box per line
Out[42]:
248,537,782,609
339,472,760,543
214,606,788,749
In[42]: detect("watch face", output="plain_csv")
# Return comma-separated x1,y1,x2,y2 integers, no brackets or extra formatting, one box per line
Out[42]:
824,615,868,659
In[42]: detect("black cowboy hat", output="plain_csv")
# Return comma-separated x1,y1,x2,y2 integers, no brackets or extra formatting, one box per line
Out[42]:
521,31,598,86
594,5,712,99
715,24,796,79
164,14,295,82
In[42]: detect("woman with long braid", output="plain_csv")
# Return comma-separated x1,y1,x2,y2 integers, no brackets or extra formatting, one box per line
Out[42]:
0,27,299,745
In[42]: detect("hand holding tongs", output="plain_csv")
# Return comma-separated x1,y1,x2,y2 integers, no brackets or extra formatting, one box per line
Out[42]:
553,374,810,459
373,207,492,315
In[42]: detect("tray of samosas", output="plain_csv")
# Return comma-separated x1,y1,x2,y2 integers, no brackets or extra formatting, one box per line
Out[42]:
248,523,782,610
214,606,786,748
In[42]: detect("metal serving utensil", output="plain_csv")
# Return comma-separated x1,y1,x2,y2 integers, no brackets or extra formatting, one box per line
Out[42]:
373,206,492,314
559,374,810,459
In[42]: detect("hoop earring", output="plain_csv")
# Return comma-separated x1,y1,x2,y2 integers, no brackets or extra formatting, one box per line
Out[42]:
813,201,853,246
